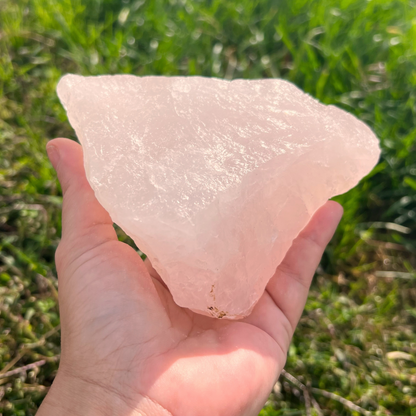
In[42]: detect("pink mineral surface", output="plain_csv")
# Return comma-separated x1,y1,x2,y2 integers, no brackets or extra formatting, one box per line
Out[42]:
57,74,380,319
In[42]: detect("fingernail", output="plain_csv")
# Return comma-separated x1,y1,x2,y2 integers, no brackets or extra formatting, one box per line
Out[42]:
46,144,60,168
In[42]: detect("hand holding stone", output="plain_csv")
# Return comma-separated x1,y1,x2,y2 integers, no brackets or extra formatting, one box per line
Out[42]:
37,138,343,416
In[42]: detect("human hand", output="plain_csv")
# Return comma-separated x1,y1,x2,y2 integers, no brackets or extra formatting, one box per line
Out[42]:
37,138,343,416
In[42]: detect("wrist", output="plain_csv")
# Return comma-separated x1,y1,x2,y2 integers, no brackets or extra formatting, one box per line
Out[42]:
37,369,172,416
37,372,117,416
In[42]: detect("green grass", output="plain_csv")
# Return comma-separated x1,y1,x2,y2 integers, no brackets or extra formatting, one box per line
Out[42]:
1,0,416,414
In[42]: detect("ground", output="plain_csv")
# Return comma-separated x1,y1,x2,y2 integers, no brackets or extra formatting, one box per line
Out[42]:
0,0,415,414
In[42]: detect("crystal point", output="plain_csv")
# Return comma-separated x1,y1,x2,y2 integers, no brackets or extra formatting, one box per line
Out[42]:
57,74,380,319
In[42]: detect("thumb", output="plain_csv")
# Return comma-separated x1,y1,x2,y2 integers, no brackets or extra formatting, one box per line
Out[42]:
47,138,117,263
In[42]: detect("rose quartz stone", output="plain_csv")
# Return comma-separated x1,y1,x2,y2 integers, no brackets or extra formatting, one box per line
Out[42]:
57,74,380,319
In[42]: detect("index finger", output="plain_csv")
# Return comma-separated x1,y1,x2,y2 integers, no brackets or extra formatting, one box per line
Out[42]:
266,201,343,333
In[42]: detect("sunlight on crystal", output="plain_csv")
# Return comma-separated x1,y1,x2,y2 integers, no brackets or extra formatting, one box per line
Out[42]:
57,74,381,319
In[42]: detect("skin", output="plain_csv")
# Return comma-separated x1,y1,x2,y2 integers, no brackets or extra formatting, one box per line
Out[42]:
37,138,343,416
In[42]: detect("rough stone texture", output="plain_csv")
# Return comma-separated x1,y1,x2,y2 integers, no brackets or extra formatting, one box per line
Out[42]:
57,74,380,319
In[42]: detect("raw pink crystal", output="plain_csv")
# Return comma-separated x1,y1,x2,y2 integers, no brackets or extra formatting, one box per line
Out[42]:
57,74,380,319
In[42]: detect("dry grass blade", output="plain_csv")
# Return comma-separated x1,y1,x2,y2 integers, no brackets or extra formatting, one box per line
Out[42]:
311,388,374,416
23,323,61,349
0,356,60,380
310,396,324,416
282,370,375,416
375,271,416,279
0,350,27,375
0,324,61,375
281,370,311,416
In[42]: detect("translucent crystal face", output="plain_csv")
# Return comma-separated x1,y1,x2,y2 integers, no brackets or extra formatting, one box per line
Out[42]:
57,74,380,319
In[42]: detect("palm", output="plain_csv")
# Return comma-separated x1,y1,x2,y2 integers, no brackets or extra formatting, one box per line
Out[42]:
40,139,343,416
59,238,284,416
